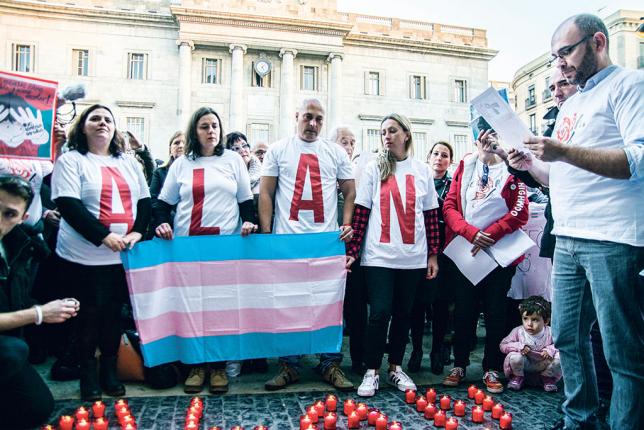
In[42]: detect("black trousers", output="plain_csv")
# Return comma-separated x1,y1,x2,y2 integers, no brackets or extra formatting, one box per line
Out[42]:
452,265,516,372
343,258,368,367
0,336,54,429
363,266,425,369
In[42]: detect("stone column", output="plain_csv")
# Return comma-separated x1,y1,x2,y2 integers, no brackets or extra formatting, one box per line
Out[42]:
229,44,247,132
279,48,297,138
177,40,194,128
327,53,343,129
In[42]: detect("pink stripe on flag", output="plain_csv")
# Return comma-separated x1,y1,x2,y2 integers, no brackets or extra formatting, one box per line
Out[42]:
136,301,344,344
126,256,345,294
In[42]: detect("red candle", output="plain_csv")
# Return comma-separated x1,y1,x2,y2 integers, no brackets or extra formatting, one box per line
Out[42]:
356,403,368,420
424,404,437,420
93,417,108,430
230,427,244,430
116,406,130,419
426,388,437,403
368,408,380,425
91,401,105,418
389,420,402,430
123,424,137,430
500,412,513,429
405,389,417,404
344,399,356,416
119,414,135,427
75,419,90,430
253,426,268,430
445,417,458,430
186,413,199,423
115,399,128,407
184,422,198,430
307,406,319,424
433,410,446,427
348,411,360,429
300,414,312,430
492,403,504,420
453,400,465,417
188,406,203,418
416,395,428,412
315,400,325,417
41,426,55,430
467,385,478,399
208,427,222,430
375,414,388,430
75,407,89,422
325,395,337,412
474,390,485,405
58,416,74,430
472,406,484,423
439,395,451,410
483,395,494,411
323,412,337,430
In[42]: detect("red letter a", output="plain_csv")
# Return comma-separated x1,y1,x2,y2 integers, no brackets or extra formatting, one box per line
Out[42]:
289,154,324,223
98,166,134,231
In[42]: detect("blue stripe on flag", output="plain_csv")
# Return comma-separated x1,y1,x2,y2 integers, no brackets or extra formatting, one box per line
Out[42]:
121,231,344,270
139,326,343,367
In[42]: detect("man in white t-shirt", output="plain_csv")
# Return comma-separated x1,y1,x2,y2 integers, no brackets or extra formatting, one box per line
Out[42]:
508,14,643,430
259,99,356,391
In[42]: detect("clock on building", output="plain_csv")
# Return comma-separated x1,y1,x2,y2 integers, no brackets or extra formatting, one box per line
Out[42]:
254,59,271,77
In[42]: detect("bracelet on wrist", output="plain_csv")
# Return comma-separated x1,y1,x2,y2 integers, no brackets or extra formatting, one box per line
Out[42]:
34,305,43,325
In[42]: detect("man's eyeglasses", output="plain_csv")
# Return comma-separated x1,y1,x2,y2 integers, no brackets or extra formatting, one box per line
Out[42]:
231,143,250,152
254,149,266,155
549,34,592,64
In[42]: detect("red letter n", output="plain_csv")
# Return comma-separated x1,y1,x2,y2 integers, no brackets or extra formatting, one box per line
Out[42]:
379,174,416,244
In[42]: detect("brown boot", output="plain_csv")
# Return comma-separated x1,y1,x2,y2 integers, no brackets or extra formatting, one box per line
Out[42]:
209,368,229,394
323,363,354,391
184,365,206,394
264,363,299,391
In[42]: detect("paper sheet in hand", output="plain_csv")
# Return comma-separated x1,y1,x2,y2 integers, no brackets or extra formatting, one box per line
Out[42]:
486,229,535,268
471,87,534,150
443,235,498,286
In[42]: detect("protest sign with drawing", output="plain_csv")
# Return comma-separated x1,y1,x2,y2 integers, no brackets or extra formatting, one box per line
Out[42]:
0,71,58,160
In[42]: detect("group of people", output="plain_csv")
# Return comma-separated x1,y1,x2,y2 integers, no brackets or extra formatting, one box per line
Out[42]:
0,12,641,430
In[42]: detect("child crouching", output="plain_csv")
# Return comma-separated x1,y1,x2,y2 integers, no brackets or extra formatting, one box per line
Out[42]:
500,296,561,392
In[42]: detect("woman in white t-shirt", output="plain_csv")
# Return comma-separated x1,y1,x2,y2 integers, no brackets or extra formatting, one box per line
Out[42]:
153,107,256,395
51,104,151,401
347,114,441,397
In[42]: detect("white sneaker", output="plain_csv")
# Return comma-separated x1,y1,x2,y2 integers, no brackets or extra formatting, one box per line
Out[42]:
357,369,379,397
388,366,417,391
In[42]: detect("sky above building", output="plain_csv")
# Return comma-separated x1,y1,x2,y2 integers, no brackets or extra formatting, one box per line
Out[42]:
337,0,643,82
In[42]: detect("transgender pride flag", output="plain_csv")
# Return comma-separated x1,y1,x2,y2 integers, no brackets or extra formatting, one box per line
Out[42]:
121,232,346,367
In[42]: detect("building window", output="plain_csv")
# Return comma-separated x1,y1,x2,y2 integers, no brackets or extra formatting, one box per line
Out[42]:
412,132,428,161
526,84,536,109
365,71,381,95
454,79,468,103
452,134,469,162
73,49,89,76
529,114,537,134
13,44,33,73
126,117,146,144
542,76,552,102
639,42,644,69
300,65,318,91
127,53,148,80
364,128,381,153
201,58,221,84
251,62,272,88
410,75,427,100
248,123,270,145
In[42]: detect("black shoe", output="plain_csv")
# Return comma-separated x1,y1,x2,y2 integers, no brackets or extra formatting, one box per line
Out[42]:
80,358,102,401
430,352,444,375
99,356,125,397
51,354,80,381
407,350,422,373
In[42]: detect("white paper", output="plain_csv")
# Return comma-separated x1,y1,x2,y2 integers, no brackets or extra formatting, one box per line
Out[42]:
486,229,535,268
443,235,498,286
471,87,534,150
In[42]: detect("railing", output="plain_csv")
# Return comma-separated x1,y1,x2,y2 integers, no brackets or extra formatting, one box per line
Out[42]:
525,97,537,110
542,89,552,102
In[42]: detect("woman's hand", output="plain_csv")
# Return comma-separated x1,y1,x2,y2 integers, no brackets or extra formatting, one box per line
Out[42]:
240,221,258,237
155,223,174,240
478,129,508,161
41,298,80,324
123,232,143,249
102,232,127,252
339,225,353,242
426,254,439,280
345,256,355,273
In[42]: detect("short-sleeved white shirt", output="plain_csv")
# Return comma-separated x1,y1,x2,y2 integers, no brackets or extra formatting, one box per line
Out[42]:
0,158,53,226
261,136,353,234
52,151,150,266
355,158,438,269
158,150,253,237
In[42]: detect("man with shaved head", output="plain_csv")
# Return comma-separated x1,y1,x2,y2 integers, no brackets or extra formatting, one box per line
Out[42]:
259,99,356,391
508,14,644,430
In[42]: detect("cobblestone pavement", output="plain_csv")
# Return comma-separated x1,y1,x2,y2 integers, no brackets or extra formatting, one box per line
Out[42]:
48,385,564,429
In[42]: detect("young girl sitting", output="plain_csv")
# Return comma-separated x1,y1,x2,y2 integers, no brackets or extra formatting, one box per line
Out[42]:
500,296,561,392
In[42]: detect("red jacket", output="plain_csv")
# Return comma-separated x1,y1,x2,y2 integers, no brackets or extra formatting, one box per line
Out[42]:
443,154,529,265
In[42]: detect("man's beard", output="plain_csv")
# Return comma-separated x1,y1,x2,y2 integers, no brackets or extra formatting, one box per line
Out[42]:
569,44,598,87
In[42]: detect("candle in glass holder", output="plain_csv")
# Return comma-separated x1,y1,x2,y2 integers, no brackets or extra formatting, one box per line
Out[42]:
185,413,199,424
492,403,504,419
344,399,356,416
474,390,485,405
123,424,137,430
184,423,198,430
119,414,135,427
405,389,416,404
467,385,477,399
424,403,437,420
347,411,360,429
58,416,74,430
453,400,465,417
116,406,130,419
325,395,337,412
92,401,105,418
93,417,108,430
75,407,89,422
323,412,337,430
483,395,494,411
300,414,312,430
500,412,513,429
307,406,319,424
375,414,388,430
75,419,90,430
389,420,402,430
314,400,325,417
433,410,446,427
439,395,451,411
188,406,202,419
356,403,368,420
416,395,428,412
445,417,458,430
472,406,484,423
368,408,380,425
253,426,268,430
425,388,437,403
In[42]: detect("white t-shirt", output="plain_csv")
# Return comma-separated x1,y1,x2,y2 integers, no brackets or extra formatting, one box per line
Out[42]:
464,160,510,229
52,151,150,266
355,158,438,269
262,136,353,234
158,150,253,237
0,158,53,226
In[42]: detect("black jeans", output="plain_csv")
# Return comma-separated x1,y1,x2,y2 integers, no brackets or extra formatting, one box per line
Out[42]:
452,265,516,372
0,336,54,429
363,267,425,369
343,258,368,367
